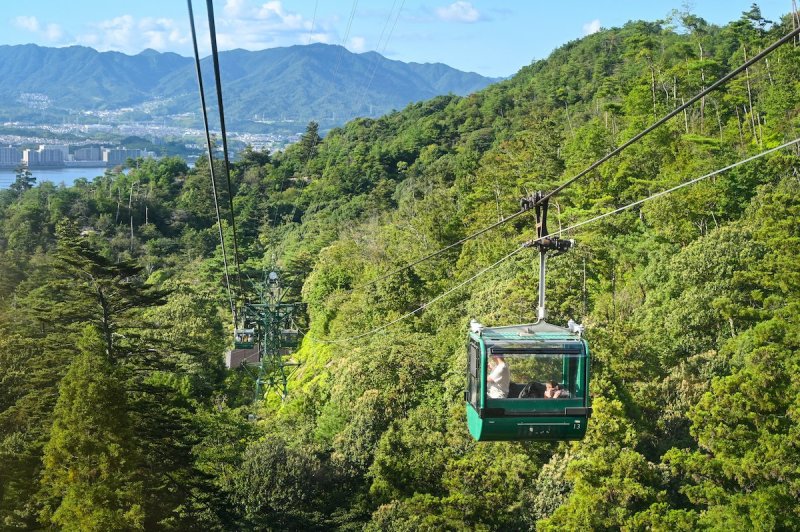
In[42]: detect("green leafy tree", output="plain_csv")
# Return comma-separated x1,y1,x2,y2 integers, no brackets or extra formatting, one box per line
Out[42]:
665,306,800,530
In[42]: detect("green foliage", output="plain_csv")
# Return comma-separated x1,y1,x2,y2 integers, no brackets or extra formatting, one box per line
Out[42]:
230,436,347,530
526,452,573,523
664,305,800,530
10,166,35,195
370,403,451,503
39,326,144,531
367,493,480,532
2,9,800,530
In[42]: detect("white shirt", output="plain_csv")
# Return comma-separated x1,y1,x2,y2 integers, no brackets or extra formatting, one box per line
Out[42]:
487,361,510,398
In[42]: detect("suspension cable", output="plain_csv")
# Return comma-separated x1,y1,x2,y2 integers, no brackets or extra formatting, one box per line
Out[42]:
355,208,528,292
331,0,360,83
306,0,319,44
187,0,235,321
319,0,363,179
345,24,800,293
206,0,244,295
541,136,800,240
311,137,800,344
316,244,527,344
539,24,800,205
356,0,405,114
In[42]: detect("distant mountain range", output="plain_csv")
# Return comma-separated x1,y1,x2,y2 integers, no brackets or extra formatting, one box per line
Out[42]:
0,43,500,130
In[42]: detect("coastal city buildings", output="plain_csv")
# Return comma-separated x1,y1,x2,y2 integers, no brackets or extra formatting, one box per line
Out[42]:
0,144,156,168
0,146,22,166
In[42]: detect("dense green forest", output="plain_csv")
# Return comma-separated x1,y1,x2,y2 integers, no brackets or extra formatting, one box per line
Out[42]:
2,6,800,530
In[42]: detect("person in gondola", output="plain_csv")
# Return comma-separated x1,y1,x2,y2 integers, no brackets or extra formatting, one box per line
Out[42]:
487,355,510,398
544,380,567,398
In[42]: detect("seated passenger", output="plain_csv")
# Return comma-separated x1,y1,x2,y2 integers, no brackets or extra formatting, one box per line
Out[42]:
544,380,568,399
487,355,510,398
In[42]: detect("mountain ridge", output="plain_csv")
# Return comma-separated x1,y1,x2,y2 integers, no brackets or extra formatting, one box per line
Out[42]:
0,43,500,129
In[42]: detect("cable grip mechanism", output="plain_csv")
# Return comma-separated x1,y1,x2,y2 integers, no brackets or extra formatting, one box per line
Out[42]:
520,191,576,320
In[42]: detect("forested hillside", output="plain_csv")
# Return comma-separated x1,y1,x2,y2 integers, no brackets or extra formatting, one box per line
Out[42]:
2,6,800,530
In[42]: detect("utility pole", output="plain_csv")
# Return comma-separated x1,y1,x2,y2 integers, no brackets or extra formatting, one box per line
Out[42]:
128,181,139,252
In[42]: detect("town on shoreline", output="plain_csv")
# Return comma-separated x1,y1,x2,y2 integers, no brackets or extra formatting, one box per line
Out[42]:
0,143,155,169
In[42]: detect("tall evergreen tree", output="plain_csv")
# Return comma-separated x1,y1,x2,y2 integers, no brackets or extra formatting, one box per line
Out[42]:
10,165,35,195
299,121,322,164
39,326,144,531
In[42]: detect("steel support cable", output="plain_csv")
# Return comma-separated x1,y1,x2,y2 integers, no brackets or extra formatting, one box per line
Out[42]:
206,0,244,295
354,207,528,292
309,137,800,344
331,0,360,82
187,0,235,321
358,0,399,99
320,0,363,180
538,24,800,206
357,0,406,113
542,136,800,240
315,0,363,181
345,24,800,294
307,0,319,44
314,244,528,344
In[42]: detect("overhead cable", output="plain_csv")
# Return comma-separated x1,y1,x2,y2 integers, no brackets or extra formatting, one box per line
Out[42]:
313,137,800,344
187,0,235,320
320,0,362,180
346,24,800,292
357,0,406,113
205,0,244,295
538,24,800,205
542,136,800,240
331,0,360,82
315,244,527,344
307,0,319,44
354,207,528,292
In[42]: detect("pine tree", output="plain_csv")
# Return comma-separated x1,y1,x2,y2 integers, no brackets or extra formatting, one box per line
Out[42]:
39,326,144,531
9,165,35,195
299,121,322,163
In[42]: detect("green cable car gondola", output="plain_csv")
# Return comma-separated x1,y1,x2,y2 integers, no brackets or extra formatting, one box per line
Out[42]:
466,191,592,441
234,328,255,349
466,320,591,441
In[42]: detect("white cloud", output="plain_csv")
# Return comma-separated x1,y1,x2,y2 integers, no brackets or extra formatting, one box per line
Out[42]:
90,15,135,50
436,1,481,23
139,18,188,50
256,1,305,28
14,1,340,56
77,15,188,54
224,0,249,18
582,19,601,35
14,15,66,44
14,16,40,32
215,0,336,51
349,36,366,52
44,24,64,41
305,32,332,45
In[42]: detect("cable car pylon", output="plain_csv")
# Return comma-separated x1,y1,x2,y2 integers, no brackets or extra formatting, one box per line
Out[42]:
227,269,305,402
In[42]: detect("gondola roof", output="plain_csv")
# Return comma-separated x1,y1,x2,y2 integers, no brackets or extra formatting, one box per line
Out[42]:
474,321,584,350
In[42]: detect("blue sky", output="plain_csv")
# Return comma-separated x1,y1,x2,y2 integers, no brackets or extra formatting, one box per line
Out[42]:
2,1,794,77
